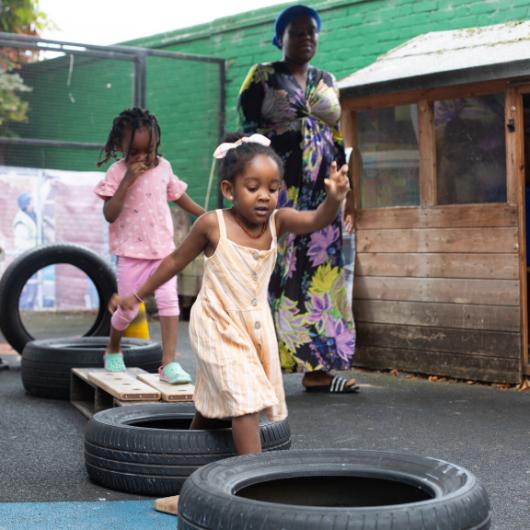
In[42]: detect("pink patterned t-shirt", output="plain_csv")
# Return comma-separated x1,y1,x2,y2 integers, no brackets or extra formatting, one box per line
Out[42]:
94,157,187,259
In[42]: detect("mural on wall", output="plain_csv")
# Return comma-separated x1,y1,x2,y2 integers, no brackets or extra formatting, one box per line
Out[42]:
0,166,108,311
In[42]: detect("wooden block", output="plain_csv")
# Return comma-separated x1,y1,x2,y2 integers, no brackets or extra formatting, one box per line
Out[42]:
154,495,179,515
137,373,194,401
87,369,161,401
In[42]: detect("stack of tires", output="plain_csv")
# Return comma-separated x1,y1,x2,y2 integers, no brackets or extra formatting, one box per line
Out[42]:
84,403,291,496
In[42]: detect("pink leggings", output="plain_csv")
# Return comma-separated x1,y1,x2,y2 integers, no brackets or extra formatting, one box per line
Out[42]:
111,256,179,332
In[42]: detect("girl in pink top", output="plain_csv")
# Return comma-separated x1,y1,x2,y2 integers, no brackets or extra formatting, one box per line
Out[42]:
95,108,205,382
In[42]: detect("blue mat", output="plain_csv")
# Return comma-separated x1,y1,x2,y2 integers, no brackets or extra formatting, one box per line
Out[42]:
0,500,177,530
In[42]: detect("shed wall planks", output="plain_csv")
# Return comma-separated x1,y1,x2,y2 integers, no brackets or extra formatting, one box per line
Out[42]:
354,346,521,383
354,277,519,306
356,253,518,279
354,300,520,332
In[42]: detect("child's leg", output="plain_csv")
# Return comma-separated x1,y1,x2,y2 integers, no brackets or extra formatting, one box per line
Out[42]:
108,324,125,353
159,315,178,366
232,412,261,455
154,274,191,383
154,273,179,365
190,410,229,430
104,258,146,371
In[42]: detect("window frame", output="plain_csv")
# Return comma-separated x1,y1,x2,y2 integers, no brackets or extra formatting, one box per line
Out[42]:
341,80,512,210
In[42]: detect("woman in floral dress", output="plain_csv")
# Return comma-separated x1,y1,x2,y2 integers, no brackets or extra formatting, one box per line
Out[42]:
238,4,358,393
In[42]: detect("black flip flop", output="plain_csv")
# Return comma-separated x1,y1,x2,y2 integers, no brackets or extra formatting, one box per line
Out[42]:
304,375,360,394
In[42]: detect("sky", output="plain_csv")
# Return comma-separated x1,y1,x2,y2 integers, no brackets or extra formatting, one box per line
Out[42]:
39,0,290,45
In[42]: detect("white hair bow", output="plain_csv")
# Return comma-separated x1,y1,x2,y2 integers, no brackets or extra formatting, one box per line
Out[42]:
213,133,271,159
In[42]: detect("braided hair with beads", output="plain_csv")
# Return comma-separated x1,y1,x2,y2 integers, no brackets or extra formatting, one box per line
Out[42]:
97,107,162,168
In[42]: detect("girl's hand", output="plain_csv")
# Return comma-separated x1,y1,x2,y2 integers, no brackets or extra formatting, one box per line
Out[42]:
108,293,137,313
324,161,350,202
123,161,148,186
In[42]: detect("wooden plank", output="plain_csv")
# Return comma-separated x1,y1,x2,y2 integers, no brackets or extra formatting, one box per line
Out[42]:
114,399,167,407
505,87,518,206
353,346,521,384
154,496,179,515
355,253,518,279
87,369,160,401
72,367,147,381
354,299,520,332
341,80,507,112
354,277,519,306
137,373,194,402
515,85,529,370
347,111,361,213
356,227,517,253
418,99,436,207
356,322,520,358
355,203,517,229
340,109,355,148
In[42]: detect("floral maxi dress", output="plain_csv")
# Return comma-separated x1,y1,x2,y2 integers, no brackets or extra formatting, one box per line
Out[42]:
238,61,356,374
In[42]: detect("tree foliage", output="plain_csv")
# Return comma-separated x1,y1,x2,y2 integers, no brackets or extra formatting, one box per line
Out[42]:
0,0,47,35
0,0,49,136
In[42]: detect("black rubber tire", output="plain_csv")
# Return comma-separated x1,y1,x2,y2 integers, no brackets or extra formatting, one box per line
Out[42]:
21,337,161,399
0,243,117,353
85,403,291,496
178,449,491,530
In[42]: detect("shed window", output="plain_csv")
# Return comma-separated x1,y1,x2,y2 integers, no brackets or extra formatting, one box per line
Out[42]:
434,94,506,204
357,104,419,208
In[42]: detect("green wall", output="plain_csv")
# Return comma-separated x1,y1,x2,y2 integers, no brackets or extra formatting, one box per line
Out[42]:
8,0,530,205
128,0,530,131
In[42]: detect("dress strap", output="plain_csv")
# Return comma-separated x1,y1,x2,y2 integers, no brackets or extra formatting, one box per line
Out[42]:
269,209,278,242
216,209,227,239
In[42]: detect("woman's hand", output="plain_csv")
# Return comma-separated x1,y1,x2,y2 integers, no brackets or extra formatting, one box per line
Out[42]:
324,161,350,202
108,293,137,313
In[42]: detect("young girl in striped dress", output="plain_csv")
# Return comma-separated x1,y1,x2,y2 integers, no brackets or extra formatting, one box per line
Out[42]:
110,133,350,454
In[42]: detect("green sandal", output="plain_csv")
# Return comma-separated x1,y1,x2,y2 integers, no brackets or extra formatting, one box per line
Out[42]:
104,352,126,372
159,361,191,384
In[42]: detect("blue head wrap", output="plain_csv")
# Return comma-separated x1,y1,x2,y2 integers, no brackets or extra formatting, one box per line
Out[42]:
17,192,37,223
17,192,32,211
272,4,321,50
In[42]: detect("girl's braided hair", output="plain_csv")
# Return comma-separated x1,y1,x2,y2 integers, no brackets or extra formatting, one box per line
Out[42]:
97,107,161,167
219,132,284,183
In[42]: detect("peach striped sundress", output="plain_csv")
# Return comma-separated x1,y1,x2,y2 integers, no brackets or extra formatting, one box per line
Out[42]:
189,209,287,421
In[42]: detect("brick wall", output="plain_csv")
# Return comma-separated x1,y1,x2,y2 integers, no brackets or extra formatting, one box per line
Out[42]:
128,0,530,135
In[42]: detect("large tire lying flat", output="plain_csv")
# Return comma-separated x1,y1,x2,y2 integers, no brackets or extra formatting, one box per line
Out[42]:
22,337,161,399
178,449,491,530
0,243,117,353
85,403,291,496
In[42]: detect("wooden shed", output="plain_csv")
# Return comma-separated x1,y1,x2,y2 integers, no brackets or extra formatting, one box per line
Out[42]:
338,21,530,384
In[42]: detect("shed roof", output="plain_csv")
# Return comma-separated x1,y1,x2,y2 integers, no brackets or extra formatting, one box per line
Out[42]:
338,21,530,99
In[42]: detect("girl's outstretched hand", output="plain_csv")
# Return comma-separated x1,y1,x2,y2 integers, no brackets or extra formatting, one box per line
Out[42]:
324,161,350,202
108,293,137,313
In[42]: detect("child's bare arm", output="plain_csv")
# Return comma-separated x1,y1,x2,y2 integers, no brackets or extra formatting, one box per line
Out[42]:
276,162,350,236
174,193,205,217
109,213,215,312
103,162,147,222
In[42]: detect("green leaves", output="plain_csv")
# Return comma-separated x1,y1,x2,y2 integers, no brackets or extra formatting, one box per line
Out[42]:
0,71,32,135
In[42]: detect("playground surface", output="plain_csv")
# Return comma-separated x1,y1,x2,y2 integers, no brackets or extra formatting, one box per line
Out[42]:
0,320,528,530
